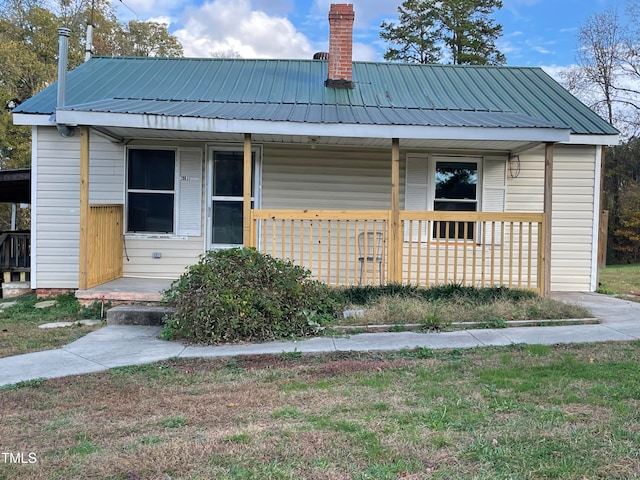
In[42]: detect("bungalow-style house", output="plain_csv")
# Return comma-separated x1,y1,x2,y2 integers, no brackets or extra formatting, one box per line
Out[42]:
13,4,618,297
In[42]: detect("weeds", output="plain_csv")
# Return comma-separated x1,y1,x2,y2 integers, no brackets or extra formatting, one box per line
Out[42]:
337,289,590,329
2,343,639,479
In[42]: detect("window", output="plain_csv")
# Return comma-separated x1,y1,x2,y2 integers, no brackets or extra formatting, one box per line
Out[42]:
433,160,478,239
404,154,506,243
127,149,176,233
125,147,203,237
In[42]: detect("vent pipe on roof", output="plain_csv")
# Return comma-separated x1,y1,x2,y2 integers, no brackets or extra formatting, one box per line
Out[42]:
56,27,74,137
326,3,355,89
85,24,93,62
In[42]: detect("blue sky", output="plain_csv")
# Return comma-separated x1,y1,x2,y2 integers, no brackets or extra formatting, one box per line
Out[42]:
113,0,629,74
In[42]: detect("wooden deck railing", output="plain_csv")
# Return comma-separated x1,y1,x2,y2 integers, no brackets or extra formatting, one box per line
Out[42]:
0,231,30,282
251,210,390,286
251,210,545,294
400,211,544,293
87,205,123,288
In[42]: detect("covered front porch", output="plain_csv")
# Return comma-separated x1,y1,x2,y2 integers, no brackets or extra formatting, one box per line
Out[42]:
77,130,555,297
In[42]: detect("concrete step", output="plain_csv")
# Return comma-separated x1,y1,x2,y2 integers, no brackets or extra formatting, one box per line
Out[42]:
106,305,174,326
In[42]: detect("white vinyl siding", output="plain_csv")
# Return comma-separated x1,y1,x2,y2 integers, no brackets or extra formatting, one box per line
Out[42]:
34,127,124,288
506,144,597,291
89,132,125,204
261,144,391,209
121,237,203,278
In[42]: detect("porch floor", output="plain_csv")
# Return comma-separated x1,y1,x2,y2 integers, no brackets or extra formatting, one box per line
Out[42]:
75,277,175,304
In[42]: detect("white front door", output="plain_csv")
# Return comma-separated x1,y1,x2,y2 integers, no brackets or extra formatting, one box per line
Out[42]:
207,147,260,249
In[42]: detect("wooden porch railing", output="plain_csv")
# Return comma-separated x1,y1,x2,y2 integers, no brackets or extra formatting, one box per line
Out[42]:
86,205,123,288
0,231,30,282
400,211,544,293
251,210,545,294
251,210,390,286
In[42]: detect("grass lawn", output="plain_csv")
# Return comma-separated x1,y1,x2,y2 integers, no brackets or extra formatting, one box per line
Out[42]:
0,294,103,358
2,342,639,479
599,264,640,300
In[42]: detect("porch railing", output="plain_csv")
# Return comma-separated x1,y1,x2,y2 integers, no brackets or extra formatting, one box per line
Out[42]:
87,205,123,288
0,231,30,282
251,210,544,294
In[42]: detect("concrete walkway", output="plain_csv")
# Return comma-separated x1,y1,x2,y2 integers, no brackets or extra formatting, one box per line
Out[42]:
1,292,639,387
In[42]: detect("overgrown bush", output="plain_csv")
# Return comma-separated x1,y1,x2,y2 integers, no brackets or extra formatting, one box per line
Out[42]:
161,248,342,344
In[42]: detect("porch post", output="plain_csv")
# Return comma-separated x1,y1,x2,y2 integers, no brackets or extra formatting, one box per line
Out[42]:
388,138,401,284
542,142,554,297
243,133,252,247
79,126,90,289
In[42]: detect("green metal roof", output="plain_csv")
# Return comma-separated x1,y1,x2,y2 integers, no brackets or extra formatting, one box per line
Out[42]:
14,57,618,135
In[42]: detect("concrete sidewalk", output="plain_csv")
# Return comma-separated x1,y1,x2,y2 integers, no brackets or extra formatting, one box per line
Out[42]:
1,292,639,387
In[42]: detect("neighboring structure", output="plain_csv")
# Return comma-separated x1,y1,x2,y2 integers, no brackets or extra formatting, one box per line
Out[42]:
0,168,31,297
13,4,618,296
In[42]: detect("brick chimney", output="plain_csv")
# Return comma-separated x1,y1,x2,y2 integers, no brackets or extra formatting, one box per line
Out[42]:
326,3,355,89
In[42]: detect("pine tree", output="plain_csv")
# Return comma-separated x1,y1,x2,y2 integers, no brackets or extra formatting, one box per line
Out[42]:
380,0,505,65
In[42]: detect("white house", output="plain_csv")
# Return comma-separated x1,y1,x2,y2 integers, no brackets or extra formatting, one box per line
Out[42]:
13,4,618,297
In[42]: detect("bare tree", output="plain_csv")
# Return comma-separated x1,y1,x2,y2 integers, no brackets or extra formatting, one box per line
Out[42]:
562,7,640,136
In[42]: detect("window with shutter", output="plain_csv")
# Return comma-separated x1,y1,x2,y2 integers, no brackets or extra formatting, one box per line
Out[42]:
125,146,204,237
126,148,176,234
404,154,507,243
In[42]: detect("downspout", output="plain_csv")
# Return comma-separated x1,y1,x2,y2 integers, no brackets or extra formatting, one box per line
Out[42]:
56,27,75,137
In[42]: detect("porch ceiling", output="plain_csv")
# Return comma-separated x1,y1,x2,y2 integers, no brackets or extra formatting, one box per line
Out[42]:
0,169,31,204
94,126,541,153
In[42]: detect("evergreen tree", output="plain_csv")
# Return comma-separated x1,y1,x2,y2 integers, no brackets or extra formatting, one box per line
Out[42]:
380,0,505,65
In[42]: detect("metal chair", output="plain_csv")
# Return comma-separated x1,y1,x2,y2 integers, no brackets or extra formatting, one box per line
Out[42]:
358,231,384,285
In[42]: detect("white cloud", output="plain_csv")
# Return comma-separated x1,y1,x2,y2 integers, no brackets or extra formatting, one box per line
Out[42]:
174,0,315,59
540,64,566,81
353,42,377,62
145,16,173,26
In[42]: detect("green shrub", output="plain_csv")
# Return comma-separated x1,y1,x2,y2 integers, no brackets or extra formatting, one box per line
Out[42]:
337,283,537,306
161,248,342,344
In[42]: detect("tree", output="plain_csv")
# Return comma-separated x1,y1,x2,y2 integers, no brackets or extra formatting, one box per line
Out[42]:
380,0,440,64
603,138,640,264
439,0,505,65
0,0,184,230
562,3,640,264
380,0,505,65
118,21,183,57
561,10,629,133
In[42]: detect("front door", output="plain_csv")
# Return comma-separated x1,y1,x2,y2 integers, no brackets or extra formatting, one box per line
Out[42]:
207,148,259,249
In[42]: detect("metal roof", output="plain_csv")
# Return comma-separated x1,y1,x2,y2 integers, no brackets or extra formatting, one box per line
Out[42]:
14,57,618,135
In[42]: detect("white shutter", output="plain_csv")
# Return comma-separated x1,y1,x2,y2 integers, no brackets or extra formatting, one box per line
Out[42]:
404,155,429,242
482,156,507,244
177,148,203,237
